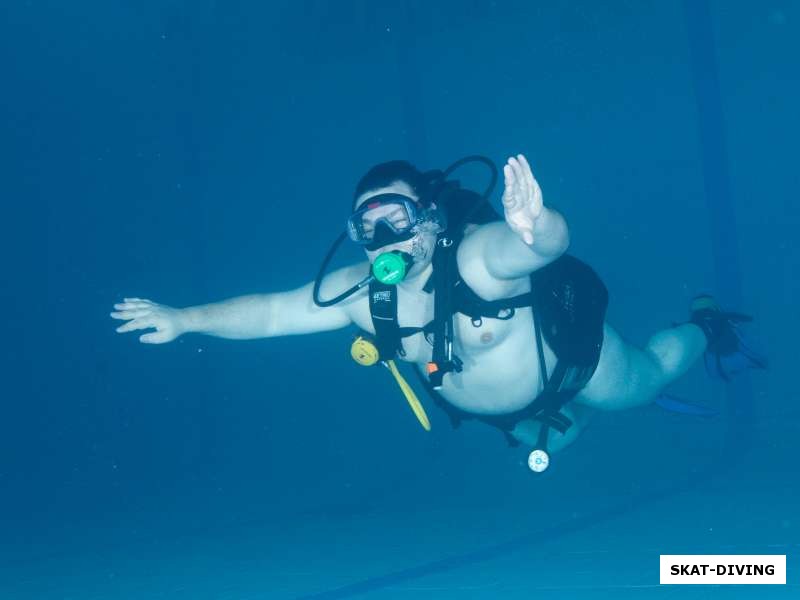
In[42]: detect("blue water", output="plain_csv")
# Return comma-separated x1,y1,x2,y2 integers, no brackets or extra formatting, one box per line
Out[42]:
2,1,797,597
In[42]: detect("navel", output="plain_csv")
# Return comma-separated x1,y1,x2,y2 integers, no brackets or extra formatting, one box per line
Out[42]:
480,331,494,344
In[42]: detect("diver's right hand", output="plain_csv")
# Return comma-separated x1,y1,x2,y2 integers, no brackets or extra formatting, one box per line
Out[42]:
111,298,185,344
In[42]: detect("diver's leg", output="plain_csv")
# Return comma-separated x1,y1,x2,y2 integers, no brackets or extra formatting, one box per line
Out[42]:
576,322,706,411
510,404,594,454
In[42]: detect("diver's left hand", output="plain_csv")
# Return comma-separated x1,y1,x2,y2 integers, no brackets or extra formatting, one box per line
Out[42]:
502,154,543,246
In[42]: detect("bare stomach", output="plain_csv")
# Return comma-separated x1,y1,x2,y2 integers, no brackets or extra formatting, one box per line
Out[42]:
407,309,557,415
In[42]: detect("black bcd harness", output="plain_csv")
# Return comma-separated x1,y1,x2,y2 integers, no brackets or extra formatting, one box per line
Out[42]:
366,229,608,451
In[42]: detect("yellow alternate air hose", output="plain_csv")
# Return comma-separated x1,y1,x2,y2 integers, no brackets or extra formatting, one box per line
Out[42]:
351,336,431,431
385,359,431,431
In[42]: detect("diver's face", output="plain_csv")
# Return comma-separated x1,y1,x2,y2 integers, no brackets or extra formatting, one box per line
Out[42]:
354,182,438,278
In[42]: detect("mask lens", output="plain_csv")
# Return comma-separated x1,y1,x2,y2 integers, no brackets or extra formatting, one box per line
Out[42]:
346,195,419,245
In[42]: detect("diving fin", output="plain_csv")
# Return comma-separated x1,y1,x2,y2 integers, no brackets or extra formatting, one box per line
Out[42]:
690,295,767,381
655,393,718,418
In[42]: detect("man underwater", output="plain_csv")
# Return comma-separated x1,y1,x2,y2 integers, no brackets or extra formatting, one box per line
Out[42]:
112,154,764,471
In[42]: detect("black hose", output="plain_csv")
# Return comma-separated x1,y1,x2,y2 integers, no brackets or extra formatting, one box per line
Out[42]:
312,232,372,307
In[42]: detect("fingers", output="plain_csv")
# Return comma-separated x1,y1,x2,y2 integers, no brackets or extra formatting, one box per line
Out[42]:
507,156,522,196
503,159,527,210
503,154,542,245
115,318,155,334
507,156,530,205
517,154,543,217
517,154,537,191
502,164,518,208
114,299,153,311
110,309,152,321
508,154,543,217
112,298,156,323
508,155,525,184
140,330,171,344
520,228,534,245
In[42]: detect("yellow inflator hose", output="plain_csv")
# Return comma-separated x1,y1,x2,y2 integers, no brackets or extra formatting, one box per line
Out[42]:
385,359,431,431
350,336,431,431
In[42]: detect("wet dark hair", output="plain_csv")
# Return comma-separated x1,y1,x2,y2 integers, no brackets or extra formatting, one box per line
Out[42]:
352,160,427,209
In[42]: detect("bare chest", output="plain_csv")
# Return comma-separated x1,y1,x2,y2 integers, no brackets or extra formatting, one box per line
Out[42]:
351,289,552,414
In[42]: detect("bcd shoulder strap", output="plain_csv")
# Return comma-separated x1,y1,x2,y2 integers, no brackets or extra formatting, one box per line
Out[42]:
367,279,422,359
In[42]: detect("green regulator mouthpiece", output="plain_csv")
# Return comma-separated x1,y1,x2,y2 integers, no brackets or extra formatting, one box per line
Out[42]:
372,251,411,285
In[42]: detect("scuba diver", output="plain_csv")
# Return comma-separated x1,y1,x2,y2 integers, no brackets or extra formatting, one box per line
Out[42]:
111,154,765,472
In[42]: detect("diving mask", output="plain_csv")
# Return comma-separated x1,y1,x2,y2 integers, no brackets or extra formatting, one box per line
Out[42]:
346,194,420,250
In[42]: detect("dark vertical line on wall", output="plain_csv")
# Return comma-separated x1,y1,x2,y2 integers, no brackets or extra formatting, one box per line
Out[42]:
682,0,755,438
394,1,429,165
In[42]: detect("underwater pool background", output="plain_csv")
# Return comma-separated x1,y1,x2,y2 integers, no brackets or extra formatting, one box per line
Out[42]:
2,0,798,597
